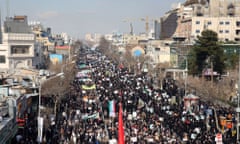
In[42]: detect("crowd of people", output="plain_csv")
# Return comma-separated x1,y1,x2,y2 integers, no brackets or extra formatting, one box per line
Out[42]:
13,48,238,143
47,48,238,143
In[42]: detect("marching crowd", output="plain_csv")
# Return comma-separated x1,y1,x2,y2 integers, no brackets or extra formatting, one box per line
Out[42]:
43,49,237,144
14,49,237,144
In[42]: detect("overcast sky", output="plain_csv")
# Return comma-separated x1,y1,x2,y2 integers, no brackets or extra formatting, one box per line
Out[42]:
1,0,185,39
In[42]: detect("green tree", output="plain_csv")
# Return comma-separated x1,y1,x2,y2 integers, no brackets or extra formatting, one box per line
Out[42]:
189,30,226,75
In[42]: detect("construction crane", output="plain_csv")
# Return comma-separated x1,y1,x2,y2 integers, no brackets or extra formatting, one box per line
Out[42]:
123,16,155,35
141,16,156,34
141,16,149,35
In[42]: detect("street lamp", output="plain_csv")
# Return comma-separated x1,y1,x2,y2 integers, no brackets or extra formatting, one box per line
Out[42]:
37,72,64,143
68,39,73,62
185,56,188,97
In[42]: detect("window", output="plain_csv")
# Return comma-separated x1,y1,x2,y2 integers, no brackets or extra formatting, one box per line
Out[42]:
196,21,200,24
27,60,31,66
196,30,200,33
11,45,30,54
219,21,224,25
0,55,6,63
225,21,230,25
207,21,212,25
219,30,223,33
225,30,229,33
236,30,240,35
155,47,160,51
236,21,240,27
235,38,240,41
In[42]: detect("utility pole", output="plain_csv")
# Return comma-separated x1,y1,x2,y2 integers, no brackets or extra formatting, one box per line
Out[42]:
68,39,72,62
185,56,188,97
211,56,213,87
237,53,240,142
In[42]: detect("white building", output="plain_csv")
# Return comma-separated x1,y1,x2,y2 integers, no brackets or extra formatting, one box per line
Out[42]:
61,32,71,44
175,0,240,43
0,16,35,71
85,33,103,44
146,40,171,65
191,16,240,42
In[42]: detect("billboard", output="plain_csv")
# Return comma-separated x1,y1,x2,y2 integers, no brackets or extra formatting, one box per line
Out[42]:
49,54,63,64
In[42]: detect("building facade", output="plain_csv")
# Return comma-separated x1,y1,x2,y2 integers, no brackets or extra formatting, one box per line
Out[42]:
191,16,240,42
175,0,240,42
146,40,171,65
0,16,35,71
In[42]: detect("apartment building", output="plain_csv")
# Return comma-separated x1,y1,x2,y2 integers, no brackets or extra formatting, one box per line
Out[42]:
175,0,240,42
208,0,240,17
192,16,240,42
30,22,55,52
0,16,35,71
160,9,179,40
146,40,171,65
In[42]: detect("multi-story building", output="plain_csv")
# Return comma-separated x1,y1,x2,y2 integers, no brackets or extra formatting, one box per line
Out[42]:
154,19,161,40
0,16,35,71
191,16,240,42
146,40,171,65
208,0,240,17
159,8,179,40
30,21,55,53
175,0,240,42
85,33,103,44
122,33,148,46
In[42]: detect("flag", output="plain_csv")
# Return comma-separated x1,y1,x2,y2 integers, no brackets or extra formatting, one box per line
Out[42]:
118,103,125,144
108,100,116,117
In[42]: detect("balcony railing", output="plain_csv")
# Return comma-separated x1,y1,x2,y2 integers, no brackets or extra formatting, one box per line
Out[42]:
9,53,34,58
3,33,35,41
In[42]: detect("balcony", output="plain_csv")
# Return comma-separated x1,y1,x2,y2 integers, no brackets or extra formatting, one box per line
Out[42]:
3,33,35,43
8,45,34,58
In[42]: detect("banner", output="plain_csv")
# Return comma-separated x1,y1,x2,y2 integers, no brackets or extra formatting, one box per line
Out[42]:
82,112,99,120
37,117,44,143
138,98,145,109
82,84,96,90
49,54,63,64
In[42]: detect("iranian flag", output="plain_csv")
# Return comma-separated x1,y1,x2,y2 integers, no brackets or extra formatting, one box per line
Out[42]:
108,100,116,117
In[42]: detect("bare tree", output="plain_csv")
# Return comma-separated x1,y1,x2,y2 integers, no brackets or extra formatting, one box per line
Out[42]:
178,69,237,106
98,37,110,54
155,62,171,88
122,49,137,73
41,61,76,115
